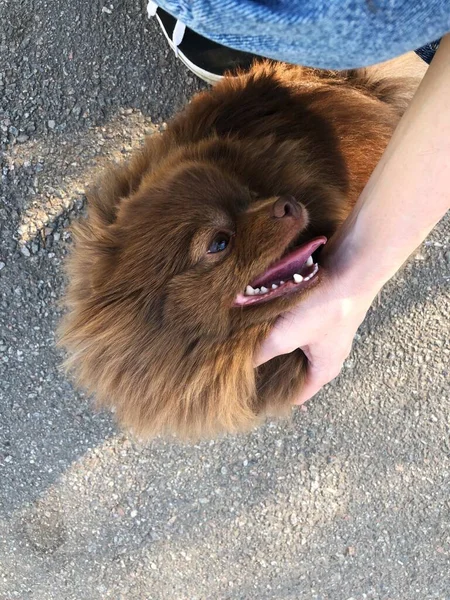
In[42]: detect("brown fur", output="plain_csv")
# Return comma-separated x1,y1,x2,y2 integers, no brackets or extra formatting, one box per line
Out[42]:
59,57,425,439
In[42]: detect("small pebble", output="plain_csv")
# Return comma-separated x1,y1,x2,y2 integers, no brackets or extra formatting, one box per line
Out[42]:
0,261,5,271
20,246,31,257
48,120,56,129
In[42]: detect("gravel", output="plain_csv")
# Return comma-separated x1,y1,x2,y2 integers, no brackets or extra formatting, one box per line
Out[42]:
0,1,449,599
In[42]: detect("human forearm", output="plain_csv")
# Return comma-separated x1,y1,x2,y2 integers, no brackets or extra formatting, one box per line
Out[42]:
330,34,450,297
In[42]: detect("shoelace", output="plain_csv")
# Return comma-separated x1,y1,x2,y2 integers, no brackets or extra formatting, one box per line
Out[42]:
147,1,186,57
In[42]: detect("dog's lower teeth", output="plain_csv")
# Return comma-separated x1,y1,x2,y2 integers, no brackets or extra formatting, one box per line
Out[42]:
244,264,319,298
303,263,319,281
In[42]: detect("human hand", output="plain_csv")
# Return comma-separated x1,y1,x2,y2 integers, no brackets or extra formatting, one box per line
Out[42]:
254,243,377,405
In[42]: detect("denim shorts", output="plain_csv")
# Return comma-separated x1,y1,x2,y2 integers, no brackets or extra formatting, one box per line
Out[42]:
154,0,450,69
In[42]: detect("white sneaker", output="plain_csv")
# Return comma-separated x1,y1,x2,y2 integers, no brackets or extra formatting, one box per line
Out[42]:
147,2,258,85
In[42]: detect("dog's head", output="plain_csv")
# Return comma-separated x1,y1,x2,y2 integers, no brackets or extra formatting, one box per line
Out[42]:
102,155,334,338
60,137,345,438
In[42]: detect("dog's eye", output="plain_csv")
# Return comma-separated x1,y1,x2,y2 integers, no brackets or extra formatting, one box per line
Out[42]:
207,232,231,254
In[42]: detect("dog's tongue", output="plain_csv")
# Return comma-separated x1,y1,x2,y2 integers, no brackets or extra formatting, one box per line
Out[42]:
250,236,327,288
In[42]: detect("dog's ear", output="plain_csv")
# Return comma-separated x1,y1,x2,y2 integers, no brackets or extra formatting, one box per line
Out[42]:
87,133,170,227
72,133,173,293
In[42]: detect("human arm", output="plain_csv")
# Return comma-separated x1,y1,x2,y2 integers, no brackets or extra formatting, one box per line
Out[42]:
255,34,450,403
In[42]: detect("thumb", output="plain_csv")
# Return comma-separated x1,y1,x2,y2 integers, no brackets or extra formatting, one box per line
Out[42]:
254,338,286,367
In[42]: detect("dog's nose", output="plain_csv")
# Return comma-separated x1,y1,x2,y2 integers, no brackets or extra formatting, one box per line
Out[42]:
272,195,301,219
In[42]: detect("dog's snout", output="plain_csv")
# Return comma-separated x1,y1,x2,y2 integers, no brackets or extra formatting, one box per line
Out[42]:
272,196,301,219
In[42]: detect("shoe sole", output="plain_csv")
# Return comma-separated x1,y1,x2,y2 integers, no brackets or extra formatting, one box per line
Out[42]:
154,12,223,85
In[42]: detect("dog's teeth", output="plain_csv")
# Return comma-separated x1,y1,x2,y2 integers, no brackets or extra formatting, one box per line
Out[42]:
260,286,269,294
271,284,278,289
280,280,285,285
293,273,303,283
245,285,256,296
303,264,319,282
311,263,319,276
305,256,314,267
254,287,261,294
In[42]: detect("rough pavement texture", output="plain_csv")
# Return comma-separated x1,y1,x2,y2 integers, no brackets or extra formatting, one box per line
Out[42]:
0,1,449,599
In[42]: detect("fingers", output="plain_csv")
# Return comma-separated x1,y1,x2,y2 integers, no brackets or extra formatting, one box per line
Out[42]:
254,311,306,367
292,377,325,405
293,363,342,405
254,330,299,367
254,336,289,367
293,344,351,404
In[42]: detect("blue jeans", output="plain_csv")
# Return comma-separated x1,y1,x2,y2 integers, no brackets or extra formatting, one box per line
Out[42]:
154,0,450,69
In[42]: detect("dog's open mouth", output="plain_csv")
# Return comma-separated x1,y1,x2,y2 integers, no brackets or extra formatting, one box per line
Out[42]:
234,236,327,307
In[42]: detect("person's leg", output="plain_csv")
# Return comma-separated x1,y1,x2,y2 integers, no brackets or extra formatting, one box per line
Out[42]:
148,0,450,72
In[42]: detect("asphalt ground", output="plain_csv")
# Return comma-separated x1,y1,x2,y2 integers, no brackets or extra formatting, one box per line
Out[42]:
0,1,449,598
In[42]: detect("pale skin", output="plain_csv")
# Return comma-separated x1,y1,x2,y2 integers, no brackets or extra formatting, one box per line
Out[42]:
255,34,450,404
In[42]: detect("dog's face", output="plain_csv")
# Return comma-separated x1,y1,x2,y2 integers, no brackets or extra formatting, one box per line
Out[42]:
111,156,331,344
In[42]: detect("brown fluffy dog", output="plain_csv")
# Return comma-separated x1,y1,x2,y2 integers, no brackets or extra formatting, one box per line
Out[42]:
60,57,424,439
